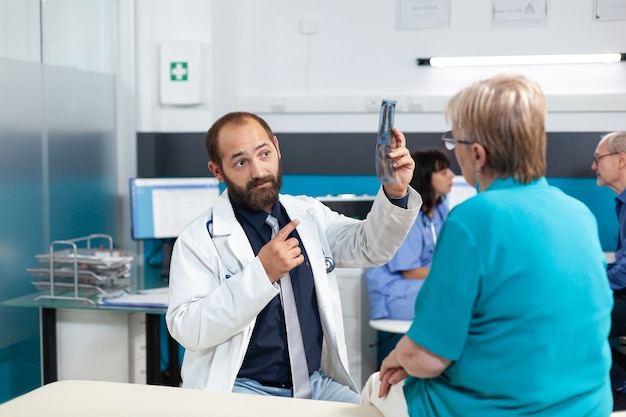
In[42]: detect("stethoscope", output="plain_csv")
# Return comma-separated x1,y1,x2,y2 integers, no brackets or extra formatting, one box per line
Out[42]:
325,256,335,273
208,218,336,273
422,205,444,245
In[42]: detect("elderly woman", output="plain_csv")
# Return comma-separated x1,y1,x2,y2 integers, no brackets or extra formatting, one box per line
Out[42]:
361,74,612,416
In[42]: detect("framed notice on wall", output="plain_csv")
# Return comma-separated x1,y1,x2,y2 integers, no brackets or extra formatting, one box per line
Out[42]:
397,0,450,29
492,0,548,27
594,0,626,20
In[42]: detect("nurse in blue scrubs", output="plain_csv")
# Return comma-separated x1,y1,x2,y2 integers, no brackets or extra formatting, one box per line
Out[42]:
366,148,455,320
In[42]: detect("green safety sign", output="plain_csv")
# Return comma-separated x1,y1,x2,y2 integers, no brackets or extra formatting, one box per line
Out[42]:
170,62,188,81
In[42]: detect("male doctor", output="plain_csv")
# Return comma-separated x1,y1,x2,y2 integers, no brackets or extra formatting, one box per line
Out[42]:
166,111,421,403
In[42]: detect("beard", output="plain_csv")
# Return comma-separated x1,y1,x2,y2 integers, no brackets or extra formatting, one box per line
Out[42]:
224,166,283,211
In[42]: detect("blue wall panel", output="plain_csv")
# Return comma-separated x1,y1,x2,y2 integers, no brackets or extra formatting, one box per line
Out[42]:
282,174,618,252
548,178,617,252
280,175,380,197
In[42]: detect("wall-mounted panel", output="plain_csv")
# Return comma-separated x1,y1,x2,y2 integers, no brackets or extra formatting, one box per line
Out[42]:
137,131,606,179
137,130,617,252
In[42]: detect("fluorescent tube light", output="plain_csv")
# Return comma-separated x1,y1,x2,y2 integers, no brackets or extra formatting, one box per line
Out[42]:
417,53,626,67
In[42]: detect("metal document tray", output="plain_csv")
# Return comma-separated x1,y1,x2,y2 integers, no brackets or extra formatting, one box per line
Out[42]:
29,234,134,304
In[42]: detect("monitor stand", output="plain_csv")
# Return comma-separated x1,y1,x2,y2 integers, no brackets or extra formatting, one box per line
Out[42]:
161,239,175,280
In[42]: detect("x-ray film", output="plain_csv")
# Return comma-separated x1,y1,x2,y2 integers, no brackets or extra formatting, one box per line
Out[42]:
375,99,397,185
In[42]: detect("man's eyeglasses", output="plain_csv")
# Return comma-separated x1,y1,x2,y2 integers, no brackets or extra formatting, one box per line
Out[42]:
593,152,619,165
441,131,473,150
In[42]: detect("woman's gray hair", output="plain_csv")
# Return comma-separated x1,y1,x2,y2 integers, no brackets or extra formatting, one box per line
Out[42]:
444,73,547,184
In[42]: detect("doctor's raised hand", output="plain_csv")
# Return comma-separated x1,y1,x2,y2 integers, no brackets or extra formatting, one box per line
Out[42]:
258,219,304,283
382,128,415,199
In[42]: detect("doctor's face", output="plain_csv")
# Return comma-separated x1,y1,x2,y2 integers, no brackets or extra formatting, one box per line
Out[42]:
209,119,282,212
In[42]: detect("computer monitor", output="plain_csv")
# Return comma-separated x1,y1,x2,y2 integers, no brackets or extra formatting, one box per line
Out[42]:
316,195,375,220
130,177,221,240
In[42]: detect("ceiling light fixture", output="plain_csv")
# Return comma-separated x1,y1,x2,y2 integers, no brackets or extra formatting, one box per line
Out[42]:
416,53,626,67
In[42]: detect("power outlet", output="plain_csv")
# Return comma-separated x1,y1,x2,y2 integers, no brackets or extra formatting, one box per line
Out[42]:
407,97,423,112
299,19,318,35
270,98,286,112
364,97,380,112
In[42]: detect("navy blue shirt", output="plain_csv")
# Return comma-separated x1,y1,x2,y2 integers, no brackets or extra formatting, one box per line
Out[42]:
232,197,322,387
608,189,626,291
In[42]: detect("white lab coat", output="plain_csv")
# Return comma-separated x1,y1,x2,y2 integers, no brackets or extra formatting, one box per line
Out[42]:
166,186,421,392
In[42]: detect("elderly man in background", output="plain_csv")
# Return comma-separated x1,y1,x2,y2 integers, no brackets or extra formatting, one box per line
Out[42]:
593,131,626,409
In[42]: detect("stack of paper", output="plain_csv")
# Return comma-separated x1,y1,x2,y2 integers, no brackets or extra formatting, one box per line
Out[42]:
98,288,169,308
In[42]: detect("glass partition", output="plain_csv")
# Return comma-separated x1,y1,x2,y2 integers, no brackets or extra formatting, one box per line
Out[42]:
0,0,117,403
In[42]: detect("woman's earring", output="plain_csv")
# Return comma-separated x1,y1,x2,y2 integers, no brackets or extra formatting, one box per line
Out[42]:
475,170,481,193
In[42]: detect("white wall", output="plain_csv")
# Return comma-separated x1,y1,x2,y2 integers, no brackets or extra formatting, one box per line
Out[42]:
41,0,115,73
134,0,626,134
0,0,40,62
135,0,213,133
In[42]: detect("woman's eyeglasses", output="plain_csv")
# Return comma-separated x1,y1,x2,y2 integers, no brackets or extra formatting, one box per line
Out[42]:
441,131,473,150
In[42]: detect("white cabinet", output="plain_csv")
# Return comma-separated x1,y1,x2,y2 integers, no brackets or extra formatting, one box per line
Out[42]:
335,268,377,390
55,310,147,384
56,309,130,382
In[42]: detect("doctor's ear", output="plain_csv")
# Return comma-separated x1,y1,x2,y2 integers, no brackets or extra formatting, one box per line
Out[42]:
273,136,281,159
208,161,224,182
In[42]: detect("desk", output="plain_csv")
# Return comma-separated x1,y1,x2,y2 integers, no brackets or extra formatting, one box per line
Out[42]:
369,319,411,334
0,380,383,417
0,292,179,386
